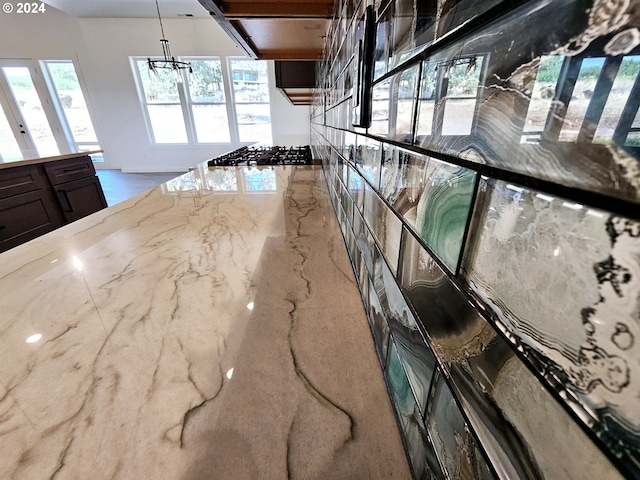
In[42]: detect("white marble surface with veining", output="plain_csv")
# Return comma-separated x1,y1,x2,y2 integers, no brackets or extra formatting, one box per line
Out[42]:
0,164,410,479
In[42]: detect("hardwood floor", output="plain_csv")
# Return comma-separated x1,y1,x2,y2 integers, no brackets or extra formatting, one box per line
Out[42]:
96,170,184,207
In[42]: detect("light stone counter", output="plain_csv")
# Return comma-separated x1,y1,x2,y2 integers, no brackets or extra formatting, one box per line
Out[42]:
0,163,410,479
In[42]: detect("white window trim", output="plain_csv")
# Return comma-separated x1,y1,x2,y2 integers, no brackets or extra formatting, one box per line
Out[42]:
132,55,273,146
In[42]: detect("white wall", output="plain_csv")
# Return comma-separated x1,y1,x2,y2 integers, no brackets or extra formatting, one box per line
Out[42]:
0,6,310,172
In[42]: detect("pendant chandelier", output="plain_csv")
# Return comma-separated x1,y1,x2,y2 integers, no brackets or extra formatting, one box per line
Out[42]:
147,0,192,82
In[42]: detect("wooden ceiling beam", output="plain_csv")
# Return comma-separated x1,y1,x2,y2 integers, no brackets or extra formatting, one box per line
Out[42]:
198,0,259,58
257,50,322,60
220,2,332,18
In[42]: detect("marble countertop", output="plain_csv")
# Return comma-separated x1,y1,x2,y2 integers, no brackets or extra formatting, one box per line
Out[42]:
0,162,410,479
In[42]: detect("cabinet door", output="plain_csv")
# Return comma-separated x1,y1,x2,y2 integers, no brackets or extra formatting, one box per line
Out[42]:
0,189,64,253
54,176,107,223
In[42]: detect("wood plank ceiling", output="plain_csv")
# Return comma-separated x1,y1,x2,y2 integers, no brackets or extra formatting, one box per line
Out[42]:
198,0,333,60
198,0,332,105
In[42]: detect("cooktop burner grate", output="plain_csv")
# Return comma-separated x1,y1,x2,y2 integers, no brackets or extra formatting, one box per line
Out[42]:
208,146,313,167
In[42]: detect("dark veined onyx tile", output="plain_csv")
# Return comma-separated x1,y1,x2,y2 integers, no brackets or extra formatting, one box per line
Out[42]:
427,371,496,480
412,0,640,205
462,178,640,470
354,136,382,187
387,338,445,480
368,277,390,365
363,184,403,274
347,163,365,212
379,0,506,70
414,157,476,273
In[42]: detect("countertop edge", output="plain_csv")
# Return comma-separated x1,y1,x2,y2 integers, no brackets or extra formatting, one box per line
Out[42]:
0,150,103,170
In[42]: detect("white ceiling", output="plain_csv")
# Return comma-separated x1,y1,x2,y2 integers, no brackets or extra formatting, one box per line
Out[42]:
42,0,211,18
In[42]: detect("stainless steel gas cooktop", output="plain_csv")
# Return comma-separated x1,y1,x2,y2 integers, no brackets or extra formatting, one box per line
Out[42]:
208,146,313,167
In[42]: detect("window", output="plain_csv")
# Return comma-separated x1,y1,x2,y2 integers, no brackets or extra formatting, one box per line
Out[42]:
132,56,272,145
229,59,272,143
186,59,230,143
42,60,102,157
134,59,188,143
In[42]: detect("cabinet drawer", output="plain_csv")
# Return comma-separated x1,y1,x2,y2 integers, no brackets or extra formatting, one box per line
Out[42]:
0,189,64,253
44,156,95,185
0,164,47,199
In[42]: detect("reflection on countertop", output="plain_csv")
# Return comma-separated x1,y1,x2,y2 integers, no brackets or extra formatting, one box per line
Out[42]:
0,164,410,479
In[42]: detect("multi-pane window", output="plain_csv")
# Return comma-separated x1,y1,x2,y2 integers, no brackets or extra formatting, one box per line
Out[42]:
134,59,188,143
43,60,102,155
229,59,272,143
133,56,272,145
186,59,230,143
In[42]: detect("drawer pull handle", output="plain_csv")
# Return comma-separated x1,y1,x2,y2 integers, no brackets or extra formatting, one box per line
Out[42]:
58,190,73,212
62,167,88,174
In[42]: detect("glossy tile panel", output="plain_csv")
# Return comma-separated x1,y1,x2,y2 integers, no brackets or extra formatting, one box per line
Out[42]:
387,339,444,480
398,227,626,478
448,335,626,480
411,0,640,204
378,0,505,70
364,183,402,274
380,146,429,227
370,76,392,136
373,246,436,415
389,65,420,142
464,178,640,470
344,130,356,161
354,136,382,187
368,277,391,364
347,163,365,212
428,372,495,480
414,157,476,272
354,206,375,274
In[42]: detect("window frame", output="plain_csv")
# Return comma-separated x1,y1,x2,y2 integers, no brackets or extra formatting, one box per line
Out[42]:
132,55,273,146
228,57,273,144
40,59,103,159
